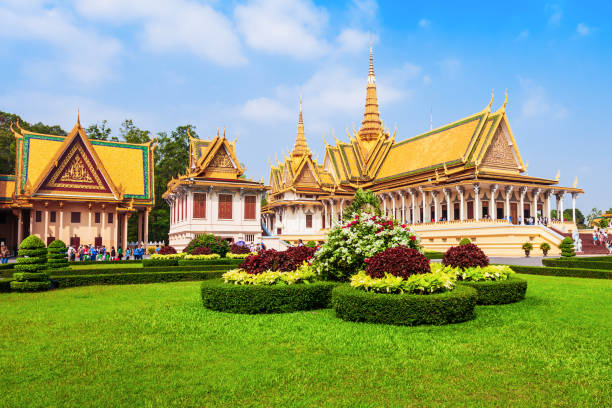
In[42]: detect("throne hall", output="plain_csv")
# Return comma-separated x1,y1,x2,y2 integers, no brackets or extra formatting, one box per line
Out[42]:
263,48,583,255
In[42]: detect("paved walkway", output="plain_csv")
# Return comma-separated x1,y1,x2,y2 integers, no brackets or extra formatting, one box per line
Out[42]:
488,256,556,266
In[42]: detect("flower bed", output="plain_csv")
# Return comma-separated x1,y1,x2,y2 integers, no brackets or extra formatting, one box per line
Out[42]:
331,284,477,326
200,279,337,314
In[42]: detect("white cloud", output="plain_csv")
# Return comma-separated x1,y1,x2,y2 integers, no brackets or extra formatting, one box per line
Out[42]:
576,23,592,36
336,28,376,54
347,0,378,26
418,19,431,28
0,3,122,84
75,0,246,66
438,58,461,76
519,78,568,120
235,0,330,59
547,4,562,26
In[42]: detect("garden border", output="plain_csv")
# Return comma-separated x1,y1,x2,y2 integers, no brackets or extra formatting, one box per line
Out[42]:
331,284,477,326
51,270,224,289
457,276,527,305
542,258,612,270
200,279,338,314
511,265,612,279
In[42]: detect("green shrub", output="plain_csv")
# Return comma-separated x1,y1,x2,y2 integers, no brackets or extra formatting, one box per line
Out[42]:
47,239,69,269
560,237,575,257
200,279,338,314
52,271,223,289
147,246,156,255
0,263,15,270
459,238,471,246
10,280,50,292
306,240,317,248
0,278,13,293
13,272,49,282
184,234,230,257
522,242,533,251
510,265,612,279
178,259,242,267
457,277,527,305
143,258,178,267
331,284,477,326
15,235,47,274
48,265,235,276
542,259,612,270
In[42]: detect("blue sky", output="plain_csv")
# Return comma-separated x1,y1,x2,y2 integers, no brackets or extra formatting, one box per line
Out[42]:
1,0,610,213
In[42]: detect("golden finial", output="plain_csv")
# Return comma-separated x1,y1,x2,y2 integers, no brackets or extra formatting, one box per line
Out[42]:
322,133,329,146
435,168,441,182
333,129,340,144
555,169,560,181
573,176,578,188
77,108,81,127
368,41,374,78
502,88,508,110
443,162,449,175
487,89,494,109
216,128,219,138
222,127,226,139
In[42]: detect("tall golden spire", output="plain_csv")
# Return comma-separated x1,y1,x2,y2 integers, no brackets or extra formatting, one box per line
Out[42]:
358,44,384,143
291,97,311,158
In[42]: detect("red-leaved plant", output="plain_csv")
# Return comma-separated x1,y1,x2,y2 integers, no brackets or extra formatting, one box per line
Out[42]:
239,246,316,274
190,246,212,255
230,243,251,254
158,245,177,255
364,245,430,279
442,243,489,270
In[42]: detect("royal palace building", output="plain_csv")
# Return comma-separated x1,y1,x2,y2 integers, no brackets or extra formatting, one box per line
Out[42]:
263,48,584,255
0,117,155,252
163,129,267,252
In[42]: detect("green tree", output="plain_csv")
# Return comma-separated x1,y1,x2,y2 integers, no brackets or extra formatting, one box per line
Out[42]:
120,119,151,144
0,111,66,174
551,209,585,226
343,189,382,221
86,120,116,141
586,208,602,226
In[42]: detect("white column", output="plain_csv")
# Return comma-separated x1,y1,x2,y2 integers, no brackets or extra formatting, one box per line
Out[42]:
547,190,553,223
59,205,64,241
17,210,23,245
410,190,416,224
322,201,327,228
443,188,452,221
519,187,527,225
559,193,565,222
474,184,480,221
44,206,49,243
490,184,498,220
505,186,513,221
571,193,577,224
401,192,406,223
420,188,428,222
456,186,465,221
137,211,143,244
101,210,106,245
390,194,396,220
143,209,149,245
330,199,335,225
340,199,345,220
432,191,439,223
532,188,540,221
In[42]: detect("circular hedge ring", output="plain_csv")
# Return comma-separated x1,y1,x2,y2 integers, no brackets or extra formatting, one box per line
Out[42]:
200,279,338,314
331,284,477,326
457,277,527,305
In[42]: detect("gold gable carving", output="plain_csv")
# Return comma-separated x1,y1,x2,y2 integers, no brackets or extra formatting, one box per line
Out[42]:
295,164,317,186
481,128,517,169
60,155,93,183
43,142,109,191
209,148,234,169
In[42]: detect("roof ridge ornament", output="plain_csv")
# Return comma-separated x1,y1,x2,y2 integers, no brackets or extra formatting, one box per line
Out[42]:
502,88,508,111
487,89,494,110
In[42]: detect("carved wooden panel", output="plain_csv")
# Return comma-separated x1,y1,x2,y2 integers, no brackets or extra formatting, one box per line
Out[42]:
482,128,517,169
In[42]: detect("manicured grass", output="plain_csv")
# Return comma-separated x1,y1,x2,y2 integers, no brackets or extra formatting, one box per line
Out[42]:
1,275,611,407
70,263,144,270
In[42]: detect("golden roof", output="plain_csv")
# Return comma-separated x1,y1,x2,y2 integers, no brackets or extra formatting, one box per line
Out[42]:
291,98,311,159
11,118,155,204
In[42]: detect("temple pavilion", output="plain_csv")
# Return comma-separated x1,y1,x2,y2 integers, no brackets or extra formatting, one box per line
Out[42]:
263,48,584,255
0,117,155,252
163,129,267,251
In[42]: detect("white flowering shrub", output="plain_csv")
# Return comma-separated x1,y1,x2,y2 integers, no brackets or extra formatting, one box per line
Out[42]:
312,211,421,281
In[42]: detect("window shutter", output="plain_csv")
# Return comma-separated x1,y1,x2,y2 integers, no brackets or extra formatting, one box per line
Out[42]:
219,194,233,219
244,195,256,220
306,214,312,228
194,193,207,218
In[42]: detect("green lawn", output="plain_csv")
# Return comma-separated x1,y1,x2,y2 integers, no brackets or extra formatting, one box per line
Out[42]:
1,275,611,407
70,262,144,270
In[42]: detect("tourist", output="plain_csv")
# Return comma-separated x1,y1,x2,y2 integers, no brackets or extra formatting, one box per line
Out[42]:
90,246,97,261
297,239,304,247
155,246,160,254
111,247,116,261
0,244,8,264
78,245,84,262
126,247,131,260
117,246,123,260
593,231,598,246
260,242,266,250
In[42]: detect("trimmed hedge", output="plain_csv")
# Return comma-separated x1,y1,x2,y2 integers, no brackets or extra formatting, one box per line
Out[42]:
178,259,243,267
0,278,13,293
143,258,178,267
511,265,612,279
200,280,338,314
13,272,49,282
0,264,15,270
52,271,224,289
424,251,444,260
542,259,612,270
47,239,69,269
457,277,527,305
49,265,236,276
10,280,50,292
331,284,477,326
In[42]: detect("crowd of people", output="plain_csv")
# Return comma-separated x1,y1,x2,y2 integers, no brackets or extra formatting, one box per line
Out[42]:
592,228,612,254
67,244,156,261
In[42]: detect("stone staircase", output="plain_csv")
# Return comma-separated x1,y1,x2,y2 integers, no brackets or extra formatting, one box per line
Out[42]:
550,228,610,255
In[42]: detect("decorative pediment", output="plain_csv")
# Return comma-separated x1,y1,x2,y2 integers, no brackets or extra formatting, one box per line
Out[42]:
34,129,115,197
295,163,318,186
481,125,520,171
